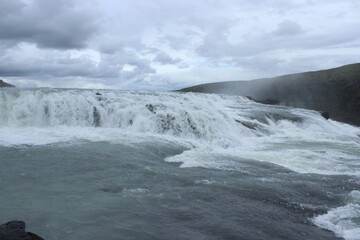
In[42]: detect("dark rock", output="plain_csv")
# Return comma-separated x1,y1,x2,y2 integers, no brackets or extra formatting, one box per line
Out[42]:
44,105,49,115
93,106,101,127
27,232,44,240
235,119,257,130
95,93,105,101
247,97,280,105
0,221,44,240
187,117,197,131
246,96,255,101
246,96,280,105
95,94,106,103
146,104,156,114
321,111,330,120
184,112,198,134
159,114,176,132
255,99,279,105
0,80,15,88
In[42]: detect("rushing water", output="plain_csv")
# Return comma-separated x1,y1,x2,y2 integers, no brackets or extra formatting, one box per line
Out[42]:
0,88,359,240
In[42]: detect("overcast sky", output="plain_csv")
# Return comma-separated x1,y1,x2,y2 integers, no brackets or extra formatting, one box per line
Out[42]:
0,0,359,90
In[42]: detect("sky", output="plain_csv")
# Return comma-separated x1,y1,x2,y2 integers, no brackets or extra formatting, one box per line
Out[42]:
0,0,359,90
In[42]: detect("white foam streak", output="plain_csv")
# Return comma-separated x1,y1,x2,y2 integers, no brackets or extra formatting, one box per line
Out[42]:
1,88,360,176
313,191,360,240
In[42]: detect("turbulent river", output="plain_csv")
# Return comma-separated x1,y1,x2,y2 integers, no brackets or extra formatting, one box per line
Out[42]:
0,88,359,240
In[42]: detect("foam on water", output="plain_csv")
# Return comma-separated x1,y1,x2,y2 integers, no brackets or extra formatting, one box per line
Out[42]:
166,144,360,175
1,88,359,176
0,127,197,149
1,88,360,239
313,191,360,240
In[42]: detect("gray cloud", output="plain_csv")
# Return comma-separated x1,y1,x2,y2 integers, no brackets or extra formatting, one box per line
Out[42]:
153,52,181,65
273,20,304,36
197,20,360,61
0,44,156,89
0,0,99,49
0,50,104,78
0,0,359,90
161,35,191,50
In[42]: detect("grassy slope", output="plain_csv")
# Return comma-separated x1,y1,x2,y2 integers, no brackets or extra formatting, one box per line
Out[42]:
180,63,360,126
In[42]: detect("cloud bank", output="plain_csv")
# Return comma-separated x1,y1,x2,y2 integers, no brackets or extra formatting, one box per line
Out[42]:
0,0,359,90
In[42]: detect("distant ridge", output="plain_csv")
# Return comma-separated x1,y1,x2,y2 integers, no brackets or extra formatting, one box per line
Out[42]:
0,79,15,88
180,63,360,126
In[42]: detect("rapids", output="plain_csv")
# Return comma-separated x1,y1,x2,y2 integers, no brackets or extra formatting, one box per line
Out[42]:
1,88,360,239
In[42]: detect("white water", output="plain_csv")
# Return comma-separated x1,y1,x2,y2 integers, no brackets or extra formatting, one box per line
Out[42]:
1,88,359,176
313,190,360,240
1,88,360,240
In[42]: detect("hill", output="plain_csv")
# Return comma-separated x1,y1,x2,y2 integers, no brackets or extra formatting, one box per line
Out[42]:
0,80,15,88
180,63,360,126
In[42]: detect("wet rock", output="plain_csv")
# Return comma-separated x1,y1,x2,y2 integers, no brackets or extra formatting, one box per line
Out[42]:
146,104,156,114
183,112,196,131
93,106,101,127
246,96,255,101
0,221,44,240
186,117,197,131
235,119,257,130
160,114,175,132
95,93,106,103
245,96,279,105
44,105,49,115
321,111,330,120
28,232,44,240
255,98,279,105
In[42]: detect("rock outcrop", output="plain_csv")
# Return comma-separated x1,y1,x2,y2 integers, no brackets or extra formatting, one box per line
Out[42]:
0,80,15,87
0,221,44,240
180,63,360,126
